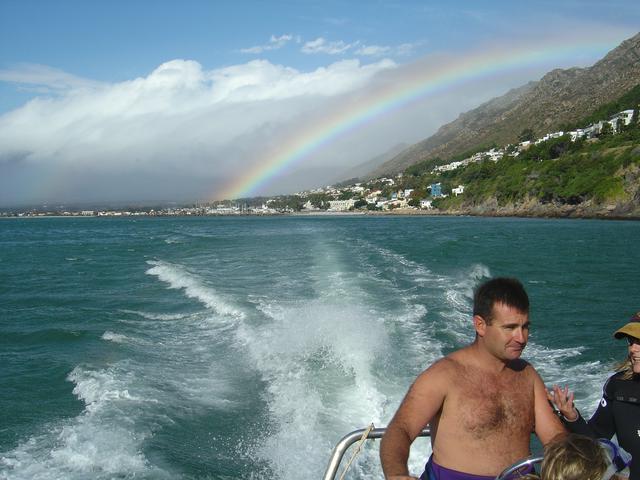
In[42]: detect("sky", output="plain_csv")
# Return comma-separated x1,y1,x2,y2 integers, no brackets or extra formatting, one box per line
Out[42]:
0,1,638,207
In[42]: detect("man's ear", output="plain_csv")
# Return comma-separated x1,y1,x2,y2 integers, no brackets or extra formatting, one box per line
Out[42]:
473,315,487,337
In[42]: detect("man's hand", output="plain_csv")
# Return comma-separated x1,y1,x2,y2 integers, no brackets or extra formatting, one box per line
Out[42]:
548,385,578,421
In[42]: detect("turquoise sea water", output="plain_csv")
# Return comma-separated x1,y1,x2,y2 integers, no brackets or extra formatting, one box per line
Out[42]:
1,215,638,479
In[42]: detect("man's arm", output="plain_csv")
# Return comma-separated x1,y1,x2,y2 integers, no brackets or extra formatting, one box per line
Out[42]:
532,368,566,444
380,360,448,480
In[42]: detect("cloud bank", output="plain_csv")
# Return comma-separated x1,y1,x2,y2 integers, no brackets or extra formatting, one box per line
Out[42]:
0,58,409,205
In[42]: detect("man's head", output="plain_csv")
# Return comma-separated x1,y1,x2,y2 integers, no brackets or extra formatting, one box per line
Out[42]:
473,277,529,325
472,278,530,362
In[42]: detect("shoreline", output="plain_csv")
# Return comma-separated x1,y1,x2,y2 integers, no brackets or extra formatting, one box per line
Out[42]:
3,207,639,221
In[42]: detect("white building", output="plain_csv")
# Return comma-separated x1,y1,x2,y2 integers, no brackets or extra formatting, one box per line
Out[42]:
486,148,505,162
452,185,465,196
569,129,586,141
610,109,634,128
302,200,319,211
419,199,433,210
328,199,356,211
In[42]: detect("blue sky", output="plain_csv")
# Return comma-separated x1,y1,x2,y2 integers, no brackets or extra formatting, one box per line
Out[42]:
0,0,638,205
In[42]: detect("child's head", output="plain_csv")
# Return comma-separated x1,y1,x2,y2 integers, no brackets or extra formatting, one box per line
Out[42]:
539,434,608,480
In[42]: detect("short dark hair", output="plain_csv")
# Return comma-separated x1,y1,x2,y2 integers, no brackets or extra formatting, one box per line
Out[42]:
473,277,529,324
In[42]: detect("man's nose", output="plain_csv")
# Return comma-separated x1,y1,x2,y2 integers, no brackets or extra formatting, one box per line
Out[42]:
513,328,526,343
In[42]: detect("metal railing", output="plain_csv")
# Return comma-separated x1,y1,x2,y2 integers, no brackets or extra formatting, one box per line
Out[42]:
323,426,542,480
495,455,543,480
322,426,431,480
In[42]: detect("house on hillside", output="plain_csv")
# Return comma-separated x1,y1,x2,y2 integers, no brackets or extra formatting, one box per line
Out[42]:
366,190,382,204
486,148,504,162
609,109,635,131
569,129,587,141
328,199,356,211
452,185,465,196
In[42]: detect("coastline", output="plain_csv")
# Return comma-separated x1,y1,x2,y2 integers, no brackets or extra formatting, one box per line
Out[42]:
4,200,640,221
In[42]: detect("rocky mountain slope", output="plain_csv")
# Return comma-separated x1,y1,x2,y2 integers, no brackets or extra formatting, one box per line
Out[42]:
367,32,640,178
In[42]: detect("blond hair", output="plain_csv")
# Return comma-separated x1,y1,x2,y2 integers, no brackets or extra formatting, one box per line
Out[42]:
615,357,635,380
539,434,608,480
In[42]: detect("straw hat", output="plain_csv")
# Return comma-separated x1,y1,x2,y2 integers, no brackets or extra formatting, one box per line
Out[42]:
614,312,640,340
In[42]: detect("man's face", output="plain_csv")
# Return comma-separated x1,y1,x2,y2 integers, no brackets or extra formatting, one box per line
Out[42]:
477,302,530,361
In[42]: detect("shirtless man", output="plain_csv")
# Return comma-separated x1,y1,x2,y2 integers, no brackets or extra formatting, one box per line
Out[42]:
380,277,566,480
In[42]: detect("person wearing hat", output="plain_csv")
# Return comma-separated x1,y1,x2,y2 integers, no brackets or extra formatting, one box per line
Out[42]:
550,312,640,480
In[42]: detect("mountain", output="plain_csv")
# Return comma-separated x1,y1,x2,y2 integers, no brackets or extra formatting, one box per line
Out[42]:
367,32,640,178
336,142,409,181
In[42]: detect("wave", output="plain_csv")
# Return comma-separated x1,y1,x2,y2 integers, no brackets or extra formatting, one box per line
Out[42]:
119,309,189,321
4,328,87,344
145,260,244,319
101,331,130,344
0,364,168,480
239,297,392,478
525,345,609,412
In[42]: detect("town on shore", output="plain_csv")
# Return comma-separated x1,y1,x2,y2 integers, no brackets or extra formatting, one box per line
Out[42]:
2,108,636,220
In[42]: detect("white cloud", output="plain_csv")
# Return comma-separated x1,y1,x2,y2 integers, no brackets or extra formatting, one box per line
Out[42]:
241,34,294,54
0,63,104,92
355,45,391,57
301,37,354,55
355,42,420,57
300,38,421,58
0,58,399,204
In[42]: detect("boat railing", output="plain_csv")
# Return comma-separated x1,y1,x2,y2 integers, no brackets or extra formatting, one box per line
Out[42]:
495,455,543,480
322,426,430,480
323,426,542,480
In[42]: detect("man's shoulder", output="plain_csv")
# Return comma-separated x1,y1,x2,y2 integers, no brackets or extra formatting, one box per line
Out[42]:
416,356,460,384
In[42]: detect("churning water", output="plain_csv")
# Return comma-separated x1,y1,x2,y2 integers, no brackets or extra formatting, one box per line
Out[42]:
1,215,638,479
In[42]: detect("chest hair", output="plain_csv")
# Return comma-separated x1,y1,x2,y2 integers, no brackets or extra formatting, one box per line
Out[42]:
453,367,534,439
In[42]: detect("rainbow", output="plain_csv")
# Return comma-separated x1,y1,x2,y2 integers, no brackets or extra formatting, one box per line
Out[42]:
214,35,622,201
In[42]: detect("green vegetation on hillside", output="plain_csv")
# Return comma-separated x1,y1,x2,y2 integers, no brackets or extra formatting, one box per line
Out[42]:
394,86,640,211
561,83,640,132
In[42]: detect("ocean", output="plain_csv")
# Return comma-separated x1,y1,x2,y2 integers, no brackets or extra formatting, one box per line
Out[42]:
1,215,638,479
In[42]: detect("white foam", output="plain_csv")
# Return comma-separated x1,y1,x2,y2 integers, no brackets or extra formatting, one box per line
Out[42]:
524,344,609,413
0,365,168,480
164,236,183,244
68,366,155,414
119,309,188,321
146,260,244,319
236,296,396,479
101,331,129,343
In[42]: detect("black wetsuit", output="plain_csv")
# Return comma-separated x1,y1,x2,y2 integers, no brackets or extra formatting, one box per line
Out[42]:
561,372,640,480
